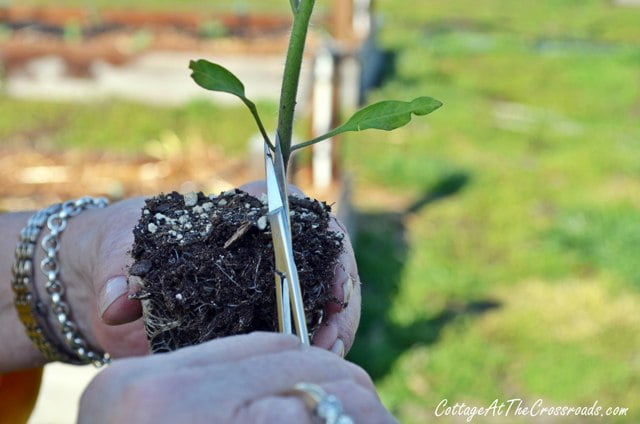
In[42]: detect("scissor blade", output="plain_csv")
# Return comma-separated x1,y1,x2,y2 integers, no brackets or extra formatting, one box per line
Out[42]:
264,144,283,212
275,270,292,334
264,135,309,345
268,208,310,345
273,137,291,219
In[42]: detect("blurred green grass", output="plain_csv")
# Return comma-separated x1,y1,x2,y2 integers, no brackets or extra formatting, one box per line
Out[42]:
0,98,278,156
343,1,640,422
2,0,640,422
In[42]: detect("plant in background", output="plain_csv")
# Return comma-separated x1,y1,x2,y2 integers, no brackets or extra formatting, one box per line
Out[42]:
130,0,442,353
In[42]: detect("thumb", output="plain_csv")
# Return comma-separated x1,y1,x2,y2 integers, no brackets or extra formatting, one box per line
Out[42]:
99,275,142,325
94,197,146,325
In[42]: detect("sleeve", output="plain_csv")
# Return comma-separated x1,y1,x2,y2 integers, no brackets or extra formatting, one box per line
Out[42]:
0,367,43,424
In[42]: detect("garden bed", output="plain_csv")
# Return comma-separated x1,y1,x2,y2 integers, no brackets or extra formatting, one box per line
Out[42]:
0,5,320,105
0,5,300,75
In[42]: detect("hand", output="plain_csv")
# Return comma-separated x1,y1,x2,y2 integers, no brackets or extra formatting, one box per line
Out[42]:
58,196,148,358
241,182,361,357
61,183,360,359
79,333,395,424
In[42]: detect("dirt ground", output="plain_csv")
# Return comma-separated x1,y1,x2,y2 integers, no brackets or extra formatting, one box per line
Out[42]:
0,145,252,211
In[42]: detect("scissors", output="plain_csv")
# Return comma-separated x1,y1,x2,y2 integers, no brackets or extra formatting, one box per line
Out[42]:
264,137,310,345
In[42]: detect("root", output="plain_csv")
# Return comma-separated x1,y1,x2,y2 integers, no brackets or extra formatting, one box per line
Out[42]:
142,298,183,352
223,222,252,249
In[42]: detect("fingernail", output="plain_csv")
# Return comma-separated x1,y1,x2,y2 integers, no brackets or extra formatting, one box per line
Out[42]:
342,277,353,306
99,276,128,317
127,275,144,294
331,338,345,358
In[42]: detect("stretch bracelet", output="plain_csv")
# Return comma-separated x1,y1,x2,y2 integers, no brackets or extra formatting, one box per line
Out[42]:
12,197,111,367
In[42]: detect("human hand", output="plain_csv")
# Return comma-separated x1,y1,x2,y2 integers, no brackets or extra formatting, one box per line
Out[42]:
60,182,360,359
57,196,148,358
79,332,395,424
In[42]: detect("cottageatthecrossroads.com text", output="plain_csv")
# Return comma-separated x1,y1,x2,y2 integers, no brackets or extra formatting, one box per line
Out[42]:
434,398,629,422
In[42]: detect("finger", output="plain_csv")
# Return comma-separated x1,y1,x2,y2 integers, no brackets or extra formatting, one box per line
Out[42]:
328,216,359,312
84,339,378,423
93,319,149,358
325,278,362,355
243,379,391,424
113,343,373,414
241,396,313,424
312,287,361,357
313,216,361,354
311,319,338,352
321,380,398,424
168,339,371,390
93,198,146,324
99,276,143,325
84,335,305,422
216,347,374,397
129,332,302,370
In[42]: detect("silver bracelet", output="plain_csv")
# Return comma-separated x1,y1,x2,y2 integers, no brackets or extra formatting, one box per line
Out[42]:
40,197,111,367
12,203,73,363
13,197,111,367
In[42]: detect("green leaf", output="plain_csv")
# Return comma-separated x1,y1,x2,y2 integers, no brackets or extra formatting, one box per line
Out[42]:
338,96,443,132
189,59,273,149
292,96,443,151
189,59,247,99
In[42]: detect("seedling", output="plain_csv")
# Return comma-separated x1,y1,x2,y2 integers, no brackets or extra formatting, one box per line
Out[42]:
189,0,442,170
131,0,442,353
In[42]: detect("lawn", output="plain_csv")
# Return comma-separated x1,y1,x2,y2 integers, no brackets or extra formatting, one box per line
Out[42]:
0,97,277,156
2,0,640,422
344,1,640,422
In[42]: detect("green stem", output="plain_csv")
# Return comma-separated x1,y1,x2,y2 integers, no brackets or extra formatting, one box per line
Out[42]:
243,98,274,151
277,0,315,170
291,132,335,152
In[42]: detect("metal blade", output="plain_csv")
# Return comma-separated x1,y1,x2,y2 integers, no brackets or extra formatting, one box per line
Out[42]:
265,135,309,345
264,144,283,212
273,136,291,221
275,270,292,334
268,208,309,345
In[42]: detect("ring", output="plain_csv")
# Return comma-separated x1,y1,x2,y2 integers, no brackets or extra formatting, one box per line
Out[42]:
288,382,355,424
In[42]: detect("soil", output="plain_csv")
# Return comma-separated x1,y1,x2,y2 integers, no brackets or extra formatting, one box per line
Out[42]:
129,189,344,353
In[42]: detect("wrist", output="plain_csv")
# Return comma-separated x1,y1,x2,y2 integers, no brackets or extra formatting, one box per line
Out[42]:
0,212,48,371
55,206,105,348
29,198,111,366
3,199,111,371
59,205,103,290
